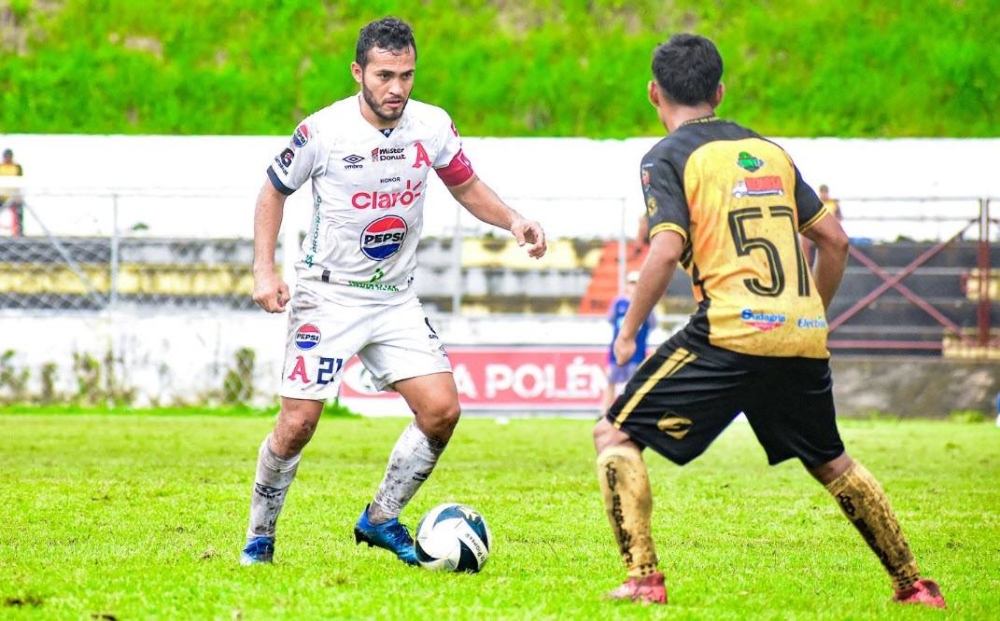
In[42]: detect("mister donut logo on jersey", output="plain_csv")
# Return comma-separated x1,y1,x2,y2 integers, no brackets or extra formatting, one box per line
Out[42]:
360,215,408,260
370,146,406,162
292,124,310,147
294,323,321,350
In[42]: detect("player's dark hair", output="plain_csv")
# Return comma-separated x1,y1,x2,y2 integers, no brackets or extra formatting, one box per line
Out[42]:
651,34,723,106
356,17,417,68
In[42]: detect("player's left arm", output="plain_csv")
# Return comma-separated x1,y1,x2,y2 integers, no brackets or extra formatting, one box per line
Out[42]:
801,214,849,310
447,175,547,259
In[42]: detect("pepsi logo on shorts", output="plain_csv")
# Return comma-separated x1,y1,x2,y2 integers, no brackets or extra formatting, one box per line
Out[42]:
295,323,321,350
361,215,408,260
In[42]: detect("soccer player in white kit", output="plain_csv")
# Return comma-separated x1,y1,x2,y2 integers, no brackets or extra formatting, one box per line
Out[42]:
240,17,547,566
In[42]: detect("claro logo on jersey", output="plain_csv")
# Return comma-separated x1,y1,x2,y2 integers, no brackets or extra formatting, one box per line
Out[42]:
352,180,423,209
360,215,408,260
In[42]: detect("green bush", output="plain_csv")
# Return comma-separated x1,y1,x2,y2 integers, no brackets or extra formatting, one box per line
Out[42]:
1,0,997,136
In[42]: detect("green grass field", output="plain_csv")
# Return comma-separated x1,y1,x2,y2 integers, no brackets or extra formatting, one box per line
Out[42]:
2,411,998,620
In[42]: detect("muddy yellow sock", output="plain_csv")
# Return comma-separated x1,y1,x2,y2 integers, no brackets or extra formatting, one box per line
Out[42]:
597,445,658,579
825,460,920,591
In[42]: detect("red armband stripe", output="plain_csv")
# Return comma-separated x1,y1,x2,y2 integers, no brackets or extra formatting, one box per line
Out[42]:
435,149,475,187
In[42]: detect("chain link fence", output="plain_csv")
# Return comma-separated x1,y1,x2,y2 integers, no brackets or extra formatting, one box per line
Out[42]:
0,189,635,407
3,186,997,407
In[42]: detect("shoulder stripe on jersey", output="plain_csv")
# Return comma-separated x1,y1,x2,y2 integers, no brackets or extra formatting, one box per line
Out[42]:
650,222,688,243
266,167,295,196
799,203,831,233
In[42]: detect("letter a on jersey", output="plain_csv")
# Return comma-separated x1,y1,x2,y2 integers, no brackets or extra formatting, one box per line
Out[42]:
412,142,432,169
288,356,311,383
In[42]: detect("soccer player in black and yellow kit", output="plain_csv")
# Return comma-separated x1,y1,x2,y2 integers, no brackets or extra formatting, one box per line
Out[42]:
593,34,945,608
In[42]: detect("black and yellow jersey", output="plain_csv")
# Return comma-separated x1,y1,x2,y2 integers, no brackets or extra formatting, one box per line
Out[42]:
0,162,22,201
641,117,833,359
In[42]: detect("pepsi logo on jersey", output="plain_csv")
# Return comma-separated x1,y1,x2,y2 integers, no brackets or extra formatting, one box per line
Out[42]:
294,324,321,350
360,216,408,260
293,124,310,147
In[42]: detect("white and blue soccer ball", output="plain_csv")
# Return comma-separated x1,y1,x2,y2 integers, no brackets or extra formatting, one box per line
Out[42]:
414,503,492,573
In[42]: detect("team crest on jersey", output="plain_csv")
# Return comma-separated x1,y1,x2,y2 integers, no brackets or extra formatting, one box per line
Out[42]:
294,323,321,350
737,151,764,172
293,124,310,147
360,215,408,260
275,148,294,174
732,176,784,198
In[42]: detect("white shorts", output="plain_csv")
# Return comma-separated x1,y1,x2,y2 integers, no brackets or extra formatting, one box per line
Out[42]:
280,286,451,401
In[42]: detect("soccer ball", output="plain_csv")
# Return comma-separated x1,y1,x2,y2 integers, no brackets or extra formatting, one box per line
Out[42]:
414,503,492,573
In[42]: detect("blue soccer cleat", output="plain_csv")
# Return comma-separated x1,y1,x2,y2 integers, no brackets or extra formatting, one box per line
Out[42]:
239,536,275,566
354,505,419,566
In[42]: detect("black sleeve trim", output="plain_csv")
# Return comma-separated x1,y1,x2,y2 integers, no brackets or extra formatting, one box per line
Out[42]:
266,167,295,196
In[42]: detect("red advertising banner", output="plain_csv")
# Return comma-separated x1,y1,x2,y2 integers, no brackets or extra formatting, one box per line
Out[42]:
339,345,609,415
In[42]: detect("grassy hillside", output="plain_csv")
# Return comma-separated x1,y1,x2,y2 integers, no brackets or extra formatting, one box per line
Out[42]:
1,0,997,137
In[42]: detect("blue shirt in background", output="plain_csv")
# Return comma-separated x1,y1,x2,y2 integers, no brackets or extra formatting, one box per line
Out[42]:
607,296,656,365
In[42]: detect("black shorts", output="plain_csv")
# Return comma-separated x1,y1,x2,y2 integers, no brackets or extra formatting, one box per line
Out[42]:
605,329,845,468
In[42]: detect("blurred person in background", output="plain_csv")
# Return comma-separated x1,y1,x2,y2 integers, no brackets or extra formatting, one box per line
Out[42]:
0,148,24,237
240,16,546,567
819,184,843,221
601,270,656,416
802,184,841,264
591,33,945,608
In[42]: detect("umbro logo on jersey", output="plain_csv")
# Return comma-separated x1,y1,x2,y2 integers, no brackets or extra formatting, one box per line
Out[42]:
343,154,365,170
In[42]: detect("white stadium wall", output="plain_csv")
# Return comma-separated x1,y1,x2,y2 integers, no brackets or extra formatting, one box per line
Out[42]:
1,134,998,410
2,133,999,242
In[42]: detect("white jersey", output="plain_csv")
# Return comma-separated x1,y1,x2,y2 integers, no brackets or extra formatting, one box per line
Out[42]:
267,94,474,305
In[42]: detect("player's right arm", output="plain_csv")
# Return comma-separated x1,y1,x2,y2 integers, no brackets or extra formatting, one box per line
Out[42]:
253,118,323,313
801,213,849,310
614,230,682,366
252,180,291,313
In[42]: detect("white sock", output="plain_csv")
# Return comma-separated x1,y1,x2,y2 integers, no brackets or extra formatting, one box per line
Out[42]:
246,434,301,540
369,421,447,524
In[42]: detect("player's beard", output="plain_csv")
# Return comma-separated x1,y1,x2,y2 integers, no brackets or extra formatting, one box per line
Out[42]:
361,80,408,124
